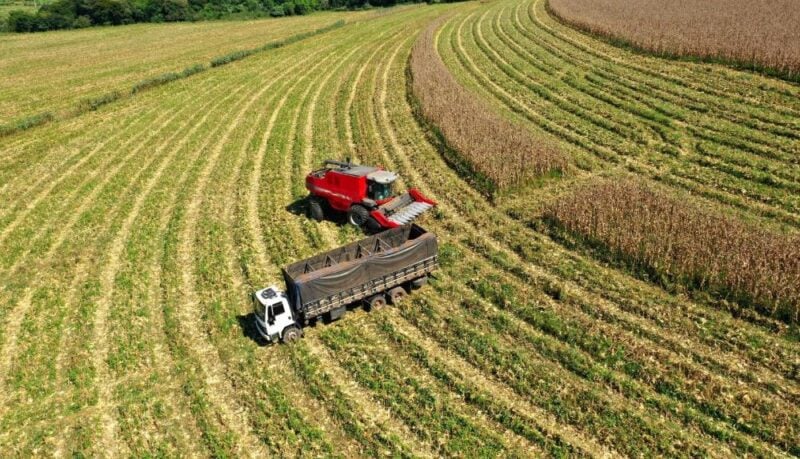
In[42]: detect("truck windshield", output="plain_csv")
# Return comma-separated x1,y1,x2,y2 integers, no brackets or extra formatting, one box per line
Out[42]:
253,295,265,320
369,181,392,201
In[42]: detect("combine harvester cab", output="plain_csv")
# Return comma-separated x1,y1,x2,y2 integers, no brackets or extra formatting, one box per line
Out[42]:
305,159,436,230
253,224,438,343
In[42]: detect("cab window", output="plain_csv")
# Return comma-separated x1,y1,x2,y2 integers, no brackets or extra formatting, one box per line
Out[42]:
369,181,392,201
272,303,286,316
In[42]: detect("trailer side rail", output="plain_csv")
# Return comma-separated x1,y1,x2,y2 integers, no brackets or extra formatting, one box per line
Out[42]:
302,255,437,319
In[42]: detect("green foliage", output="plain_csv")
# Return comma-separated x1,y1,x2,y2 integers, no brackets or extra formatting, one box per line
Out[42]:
78,90,122,111
210,49,256,67
0,111,55,137
210,19,345,67
5,0,421,32
131,71,181,93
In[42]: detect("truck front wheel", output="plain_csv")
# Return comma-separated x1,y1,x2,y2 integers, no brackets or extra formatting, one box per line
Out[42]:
281,326,302,343
347,205,369,227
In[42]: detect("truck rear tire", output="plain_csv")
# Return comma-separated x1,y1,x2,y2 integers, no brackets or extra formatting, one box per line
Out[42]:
347,204,369,227
388,286,407,305
308,198,324,222
365,294,387,311
410,276,428,290
281,326,302,343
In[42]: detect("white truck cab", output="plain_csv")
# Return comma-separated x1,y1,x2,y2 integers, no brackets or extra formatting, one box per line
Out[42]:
252,286,302,343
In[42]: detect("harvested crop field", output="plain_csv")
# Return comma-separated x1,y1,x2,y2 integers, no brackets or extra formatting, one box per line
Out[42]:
1,0,798,456
0,9,373,123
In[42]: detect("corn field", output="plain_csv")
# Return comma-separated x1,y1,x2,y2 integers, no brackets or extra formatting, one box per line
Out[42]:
1,0,799,456
410,16,566,192
546,179,800,322
548,0,800,80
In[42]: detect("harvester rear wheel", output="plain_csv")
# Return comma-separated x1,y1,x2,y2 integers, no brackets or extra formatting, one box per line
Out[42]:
308,198,324,222
347,204,369,227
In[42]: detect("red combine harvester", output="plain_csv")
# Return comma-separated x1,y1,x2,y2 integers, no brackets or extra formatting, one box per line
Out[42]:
306,159,436,230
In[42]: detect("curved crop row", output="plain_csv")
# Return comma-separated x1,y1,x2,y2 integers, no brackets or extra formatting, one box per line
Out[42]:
2,0,799,456
548,0,800,81
437,0,800,228
410,14,566,194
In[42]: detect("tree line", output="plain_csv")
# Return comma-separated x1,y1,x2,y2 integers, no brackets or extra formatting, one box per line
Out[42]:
5,0,452,33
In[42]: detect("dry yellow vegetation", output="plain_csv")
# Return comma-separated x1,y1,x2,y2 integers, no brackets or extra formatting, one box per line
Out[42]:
0,9,372,122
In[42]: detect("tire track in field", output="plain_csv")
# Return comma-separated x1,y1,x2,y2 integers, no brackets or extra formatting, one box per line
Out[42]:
404,16,800,454
381,314,615,458
0,103,154,210
211,43,364,454
449,9,800,226
480,5,800,213
327,315,530,456
464,8,800,221
303,337,435,458
437,258,783,456
438,3,800,392
90,77,257,455
356,319,540,456
0,90,212,417
173,46,344,455
363,28,615,456
528,0,800,122
0,105,163,245
349,29,550,454
409,280,739,457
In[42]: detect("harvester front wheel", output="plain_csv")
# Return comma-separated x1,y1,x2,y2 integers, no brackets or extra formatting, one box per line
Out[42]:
308,198,324,222
347,205,369,227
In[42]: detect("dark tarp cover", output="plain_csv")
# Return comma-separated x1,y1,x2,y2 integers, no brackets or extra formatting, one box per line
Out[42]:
282,225,437,312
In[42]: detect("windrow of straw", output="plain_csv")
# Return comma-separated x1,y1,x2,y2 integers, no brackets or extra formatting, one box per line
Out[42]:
548,0,800,81
409,16,566,194
545,179,800,322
